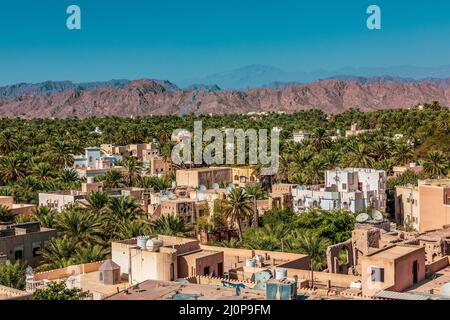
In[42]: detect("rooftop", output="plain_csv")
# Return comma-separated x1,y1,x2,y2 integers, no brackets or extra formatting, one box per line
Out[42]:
104,280,265,300
364,245,423,261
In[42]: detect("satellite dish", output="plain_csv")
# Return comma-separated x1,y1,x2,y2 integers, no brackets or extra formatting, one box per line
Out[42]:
199,185,207,191
212,183,220,191
372,210,384,221
356,213,369,223
166,191,174,199
227,183,235,189
225,186,232,195
171,181,177,189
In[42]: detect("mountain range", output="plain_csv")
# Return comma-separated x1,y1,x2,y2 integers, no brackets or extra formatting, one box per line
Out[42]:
0,77,449,119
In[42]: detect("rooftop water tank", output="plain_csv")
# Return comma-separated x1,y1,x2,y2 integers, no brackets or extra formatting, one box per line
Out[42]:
275,268,288,280
137,235,150,249
146,238,164,252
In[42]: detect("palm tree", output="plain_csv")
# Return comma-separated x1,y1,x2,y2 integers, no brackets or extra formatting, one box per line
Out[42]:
59,168,80,184
39,235,78,270
124,156,139,187
55,205,103,245
116,219,151,239
0,260,28,290
293,231,329,288
0,130,19,155
392,143,413,165
422,150,448,178
150,214,188,236
222,187,254,242
83,190,110,213
100,169,126,188
0,204,16,222
311,128,331,152
31,162,57,181
46,140,74,168
75,244,109,264
0,155,26,183
32,206,57,228
345,143,374,167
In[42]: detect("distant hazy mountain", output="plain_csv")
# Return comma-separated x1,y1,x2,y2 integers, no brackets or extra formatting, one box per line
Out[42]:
0,80,131,98
184,84,222,92
177,64,450,89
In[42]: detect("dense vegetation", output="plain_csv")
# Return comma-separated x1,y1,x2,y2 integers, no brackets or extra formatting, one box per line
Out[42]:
0,106,448,284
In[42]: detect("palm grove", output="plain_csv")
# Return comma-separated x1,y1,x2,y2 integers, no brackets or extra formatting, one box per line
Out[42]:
0,104,449,291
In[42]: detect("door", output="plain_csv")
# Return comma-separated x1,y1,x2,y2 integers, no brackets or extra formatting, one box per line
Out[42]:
218,263,223,277
412,260,418,284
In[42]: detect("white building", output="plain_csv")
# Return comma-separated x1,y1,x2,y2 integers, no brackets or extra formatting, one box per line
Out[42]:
293,131,311,143
324,168,387,211
292,185,365,213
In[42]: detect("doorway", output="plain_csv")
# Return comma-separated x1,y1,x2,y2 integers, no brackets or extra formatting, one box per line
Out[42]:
412,260,418,284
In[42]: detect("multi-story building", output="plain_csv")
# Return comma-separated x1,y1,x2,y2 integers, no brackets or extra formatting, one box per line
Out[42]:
231,167,258,186
325,168,387,211
0,222,56,267
395,184,420,230
176,167,232,189
395,179,450,232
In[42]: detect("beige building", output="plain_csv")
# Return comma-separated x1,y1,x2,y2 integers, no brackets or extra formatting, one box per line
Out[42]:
395,185,420,231
146,156,172,176
176,167,232,189
0,222,56,267
396,179,450,233
0,196,35,217
111,236,224,284
38,190,88,212
361,245,425,297
231,167,258,186
418,180,450,232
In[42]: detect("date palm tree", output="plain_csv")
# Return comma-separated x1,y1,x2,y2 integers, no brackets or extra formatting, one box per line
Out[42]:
55,205,103,245
75,244,109,264
0,260,28,290
0,205,16,223
100,169,126,188
150,214,188,236
39,235,78,270
423,150,448,179
222,187,253,242
294,231,329,288
0,155,26,183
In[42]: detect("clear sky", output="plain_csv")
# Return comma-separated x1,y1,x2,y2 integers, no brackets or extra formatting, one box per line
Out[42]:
1,0,450,85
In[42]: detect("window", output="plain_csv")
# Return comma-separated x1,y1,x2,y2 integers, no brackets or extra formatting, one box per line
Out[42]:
371,267,384,282
342,183,347,190
203,266,210,276
14,245,24,261
32,241,42,257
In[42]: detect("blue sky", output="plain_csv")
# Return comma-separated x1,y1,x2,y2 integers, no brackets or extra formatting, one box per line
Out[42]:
1,0,450,85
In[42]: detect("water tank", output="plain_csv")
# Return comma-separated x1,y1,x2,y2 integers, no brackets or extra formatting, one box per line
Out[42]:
137,236,150,249
146,238,164,252
275,267,288,280
87,176,95,184
245,258,256,267
410,162,417,168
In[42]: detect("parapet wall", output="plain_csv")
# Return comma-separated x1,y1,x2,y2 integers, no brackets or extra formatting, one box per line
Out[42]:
33,260,104,281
